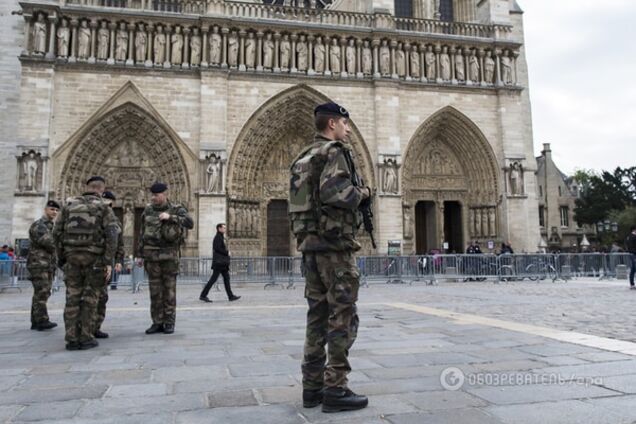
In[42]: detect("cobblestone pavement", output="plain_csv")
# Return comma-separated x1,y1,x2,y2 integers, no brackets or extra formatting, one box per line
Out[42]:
0,278,635,423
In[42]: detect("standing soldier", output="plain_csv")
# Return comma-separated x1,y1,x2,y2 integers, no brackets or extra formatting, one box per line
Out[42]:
139,183,193,335
93,191,125,339
27,200,60,331
53,176,120,351
289,103,371,413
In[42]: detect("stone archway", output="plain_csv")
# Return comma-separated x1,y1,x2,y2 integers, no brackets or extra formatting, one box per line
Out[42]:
226,84,374,256
402,106,501,254
56,102,193,255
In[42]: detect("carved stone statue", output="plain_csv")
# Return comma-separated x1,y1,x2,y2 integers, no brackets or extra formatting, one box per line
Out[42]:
296,35,308,72
469,209,476,237
345,39,356,74
209,27,222,65
279,34,290,70
395,45,405,77
135,24,147,63
171,26,183,65
263,33,274,69
206,156,221,193
481,209,488,237
56,19,70,58
22,152,39,192
123,206,135,238
329,38,340,73
455,51,465,81
77,20,91,60
33,13,47,55
97,21,109,60
440,46,451,80
115,22,128,62
379,40,390,76
313,37,325,73
190,28,201,66
245,33,256,68
484,51,495,84
410,48,420,78
425,45,436,80
403,207,412,239
509,162,524,195
488,208,496,237
154,26,166,64
501,52,513,85
362,40,372,75
383,160,398,194
474,208,482,237
469,50,480,82
228,205,236,234
228,31,239,67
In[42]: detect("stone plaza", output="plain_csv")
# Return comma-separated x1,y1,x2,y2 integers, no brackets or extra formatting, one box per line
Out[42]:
1,279,636,423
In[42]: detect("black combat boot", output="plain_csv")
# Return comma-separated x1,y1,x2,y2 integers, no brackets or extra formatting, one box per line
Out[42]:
302,388,324,408
35,321,57,331
65,341,81,351
80,339,99,350
145,324,164,334
163,324,174,334
94,330,109,339
322,387,368,413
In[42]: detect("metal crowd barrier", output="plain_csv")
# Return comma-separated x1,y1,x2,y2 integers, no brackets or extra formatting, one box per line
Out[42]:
0,253,633,292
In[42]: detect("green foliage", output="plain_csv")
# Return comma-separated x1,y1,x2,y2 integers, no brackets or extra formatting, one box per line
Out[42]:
609,207,636,246
574,167,636,226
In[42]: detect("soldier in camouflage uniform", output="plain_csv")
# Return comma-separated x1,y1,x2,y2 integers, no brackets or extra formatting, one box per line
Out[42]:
289,102,371,413
53,176,120,351
27,200,60,331
92,190,125,339
139,182,193,335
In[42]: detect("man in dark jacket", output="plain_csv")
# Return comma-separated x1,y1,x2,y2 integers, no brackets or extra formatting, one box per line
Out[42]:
199,223,240,302
627,226,636,289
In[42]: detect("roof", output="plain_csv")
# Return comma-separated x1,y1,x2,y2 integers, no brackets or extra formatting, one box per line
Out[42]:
511,0,524,13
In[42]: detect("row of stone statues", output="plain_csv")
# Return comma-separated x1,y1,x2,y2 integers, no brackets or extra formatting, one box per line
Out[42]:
27,13,518,85
470,207,497,238
227,203,260,238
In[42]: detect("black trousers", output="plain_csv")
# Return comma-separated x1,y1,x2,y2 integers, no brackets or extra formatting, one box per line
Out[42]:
201,269,234,299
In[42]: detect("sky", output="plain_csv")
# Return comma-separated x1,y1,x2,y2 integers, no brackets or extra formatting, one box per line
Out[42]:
522,0,636,175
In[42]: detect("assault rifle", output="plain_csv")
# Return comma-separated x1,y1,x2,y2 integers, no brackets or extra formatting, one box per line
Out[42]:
343,149,377,249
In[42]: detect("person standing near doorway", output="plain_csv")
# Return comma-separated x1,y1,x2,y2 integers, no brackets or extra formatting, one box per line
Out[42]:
199,223,240,303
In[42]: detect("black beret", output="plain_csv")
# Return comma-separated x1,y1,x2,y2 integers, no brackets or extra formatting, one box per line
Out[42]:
102,191,116,201
46,200,60,209
314,102,350,119
86,176,105,185
150,182,168,194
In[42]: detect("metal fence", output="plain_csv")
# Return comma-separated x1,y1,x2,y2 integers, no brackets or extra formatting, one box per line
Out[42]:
1,253,633,292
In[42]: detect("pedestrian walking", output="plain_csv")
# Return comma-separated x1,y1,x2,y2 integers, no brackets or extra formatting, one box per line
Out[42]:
199,223,240,303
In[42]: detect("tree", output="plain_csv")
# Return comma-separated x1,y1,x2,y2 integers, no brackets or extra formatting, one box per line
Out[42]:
574,167,636,226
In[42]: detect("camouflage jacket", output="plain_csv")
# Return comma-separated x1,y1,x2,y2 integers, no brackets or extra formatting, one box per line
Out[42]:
289,134,369,252
139,201,194,259
52,192,121,264
27,216,56,270
114,216,125,265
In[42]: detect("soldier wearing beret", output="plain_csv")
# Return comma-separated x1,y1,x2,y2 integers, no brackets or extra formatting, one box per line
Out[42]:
27,200,60,331
139,182,193,335
53,176,120,350
289,102,371,412
92,190,125,339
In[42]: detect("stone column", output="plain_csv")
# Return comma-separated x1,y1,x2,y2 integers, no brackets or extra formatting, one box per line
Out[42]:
404,43,411,81
434,44,442,84
164,25,171,68
46,16,57,59
372,39,380,78
494,48,502,86
512,50,519,85
307,34,314,75
449,46,457,85
356,39,363,78
273,32,280,72
256,31,264,72
145,24,154,67
478,48,486,86
68,19,78,63
221,27,229,68
88,19,97,63
182,27,190,69
390,40,398,79
126,23,135,66
107,22,116,65
324,36,331,76
22,14,32,55
201,26,209,67
238,29,246,71
420,43,427,82
340,38,347,77
290,34,298,73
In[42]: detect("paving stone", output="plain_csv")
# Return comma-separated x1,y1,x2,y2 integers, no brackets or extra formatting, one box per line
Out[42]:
583,395,636,421
16,372,91,389
402,390,487,410
77,394,206,418
208,389,259,407
487,400,626,424
258,386,299,405
0,405,23,422
176,404,305,424
596,374,636,394
15,400,82,422
152,365,228,382
106,383,170,398
466,382,620,405
531,360,636,378
574,351,635,363
173,375,297,394
0,385,108,406
228,360,298,377
386,408,504,424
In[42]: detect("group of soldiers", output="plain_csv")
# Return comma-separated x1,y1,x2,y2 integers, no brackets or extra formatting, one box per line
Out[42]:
27,176,193,350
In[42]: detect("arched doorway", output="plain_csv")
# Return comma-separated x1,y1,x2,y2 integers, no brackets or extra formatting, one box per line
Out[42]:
402,107,500,254
55,102,192,256
226,84,375,256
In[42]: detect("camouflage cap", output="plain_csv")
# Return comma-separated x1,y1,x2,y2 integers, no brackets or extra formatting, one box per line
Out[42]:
46,200,60,209
150,182,168,194
314,102,349,119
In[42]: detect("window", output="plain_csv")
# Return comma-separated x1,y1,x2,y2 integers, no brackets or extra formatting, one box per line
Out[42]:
560,206,569,227
394,0,413,17
440,0,454,21
539,206,545,227
558,186,562,197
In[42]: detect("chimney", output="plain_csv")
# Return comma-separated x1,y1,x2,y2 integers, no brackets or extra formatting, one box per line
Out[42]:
542,143,551,160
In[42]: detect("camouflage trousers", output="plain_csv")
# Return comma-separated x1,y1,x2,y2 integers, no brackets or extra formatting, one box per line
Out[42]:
28,267,54,325
94,278,109,332
63,253,105,343
144,259,179,326
301,250,360,390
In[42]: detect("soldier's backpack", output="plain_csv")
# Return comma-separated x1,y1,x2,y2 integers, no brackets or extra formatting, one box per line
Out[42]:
63,196,104,247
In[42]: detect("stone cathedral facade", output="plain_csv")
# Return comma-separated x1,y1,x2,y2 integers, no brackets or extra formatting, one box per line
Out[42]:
2,0,539,257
